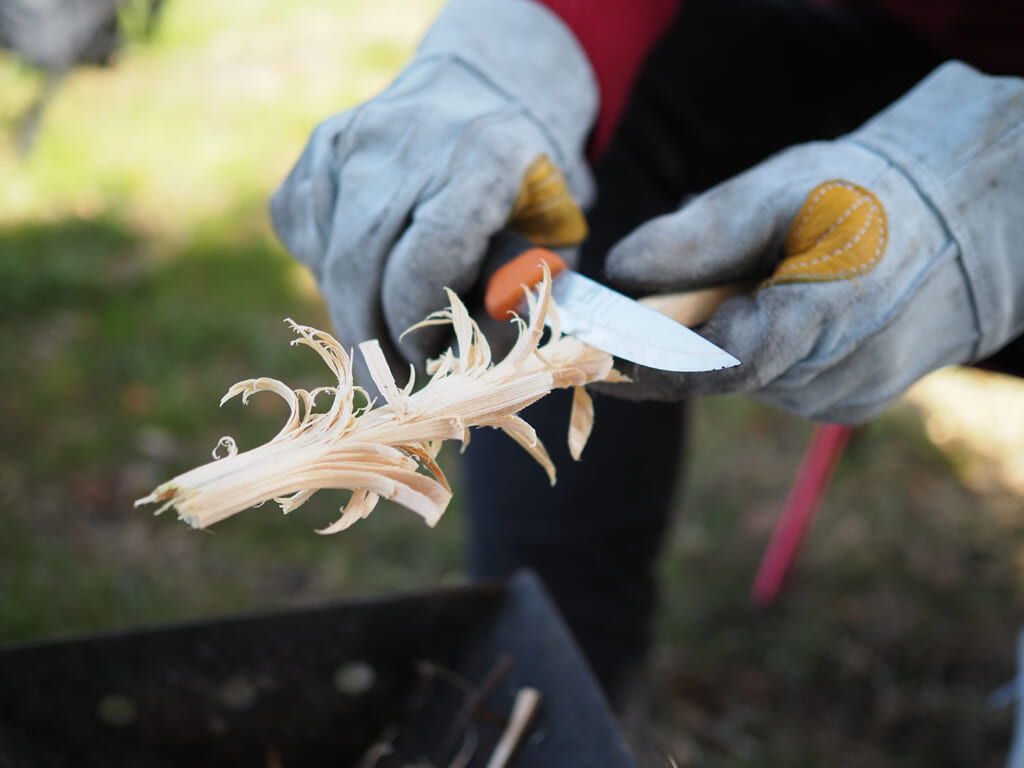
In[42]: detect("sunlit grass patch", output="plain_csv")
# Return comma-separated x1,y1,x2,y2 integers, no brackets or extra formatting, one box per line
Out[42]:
907,368,1024,499
0,0,442,228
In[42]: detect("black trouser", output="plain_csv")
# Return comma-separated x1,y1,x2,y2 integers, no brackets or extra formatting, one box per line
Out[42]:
464,0,942,701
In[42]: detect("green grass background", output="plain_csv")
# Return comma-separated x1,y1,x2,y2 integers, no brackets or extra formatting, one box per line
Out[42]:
2,2,1024,765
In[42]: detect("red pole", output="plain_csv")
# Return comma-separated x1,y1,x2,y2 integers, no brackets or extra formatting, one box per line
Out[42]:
751,423,853,607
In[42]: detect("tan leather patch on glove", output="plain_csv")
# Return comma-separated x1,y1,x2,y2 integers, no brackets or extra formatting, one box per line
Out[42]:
766,180,887,286
509,154,588,248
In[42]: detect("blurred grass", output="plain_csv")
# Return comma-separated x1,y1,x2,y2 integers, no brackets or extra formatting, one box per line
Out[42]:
0,0,456,644
2,2,1024,766
655,398,1024,766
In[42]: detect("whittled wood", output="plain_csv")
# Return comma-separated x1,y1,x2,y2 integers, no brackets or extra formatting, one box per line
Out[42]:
135,268,626,534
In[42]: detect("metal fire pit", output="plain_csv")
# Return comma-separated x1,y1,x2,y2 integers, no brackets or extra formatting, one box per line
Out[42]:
0,571,638,767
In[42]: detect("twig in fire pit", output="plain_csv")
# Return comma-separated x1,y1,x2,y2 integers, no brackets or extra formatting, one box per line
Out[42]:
439,654,514,758
484,687,541,768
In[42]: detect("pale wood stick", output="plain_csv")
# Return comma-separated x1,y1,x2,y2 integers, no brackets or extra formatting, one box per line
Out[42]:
639,282,751,328
484,687,541,768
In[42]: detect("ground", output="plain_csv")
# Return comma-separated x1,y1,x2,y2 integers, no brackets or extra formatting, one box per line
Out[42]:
2,2,1023,765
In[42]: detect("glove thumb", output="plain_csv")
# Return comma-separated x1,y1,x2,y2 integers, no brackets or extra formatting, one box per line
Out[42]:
605,164,809,294
508,154,588,248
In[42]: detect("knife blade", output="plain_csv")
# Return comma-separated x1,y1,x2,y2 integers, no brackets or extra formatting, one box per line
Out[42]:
483,231,741,373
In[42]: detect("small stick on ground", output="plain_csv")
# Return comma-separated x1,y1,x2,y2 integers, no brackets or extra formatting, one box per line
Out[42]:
484,687,541,768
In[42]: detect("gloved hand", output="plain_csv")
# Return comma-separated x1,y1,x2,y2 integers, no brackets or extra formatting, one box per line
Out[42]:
603,61,1024,424
269,0,595,380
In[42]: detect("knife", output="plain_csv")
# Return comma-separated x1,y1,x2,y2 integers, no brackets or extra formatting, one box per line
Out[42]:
482,230,741,372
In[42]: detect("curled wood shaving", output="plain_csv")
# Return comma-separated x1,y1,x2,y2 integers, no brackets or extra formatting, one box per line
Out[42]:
135,266,626,533
568,386,594,461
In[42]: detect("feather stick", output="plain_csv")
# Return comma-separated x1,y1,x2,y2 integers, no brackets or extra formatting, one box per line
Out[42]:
135,267,626,533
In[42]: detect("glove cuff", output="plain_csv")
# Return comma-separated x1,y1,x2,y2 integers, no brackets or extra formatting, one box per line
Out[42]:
416,0,598,189
849,61,1024,360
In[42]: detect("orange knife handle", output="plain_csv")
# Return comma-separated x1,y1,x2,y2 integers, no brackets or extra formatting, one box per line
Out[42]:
484,246,568,321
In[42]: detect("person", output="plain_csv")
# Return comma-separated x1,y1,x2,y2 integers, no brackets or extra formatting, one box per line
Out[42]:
269,0,1024,705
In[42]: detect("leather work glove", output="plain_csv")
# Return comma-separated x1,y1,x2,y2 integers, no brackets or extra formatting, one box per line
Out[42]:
269,0,595,380
603,62,1024,424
